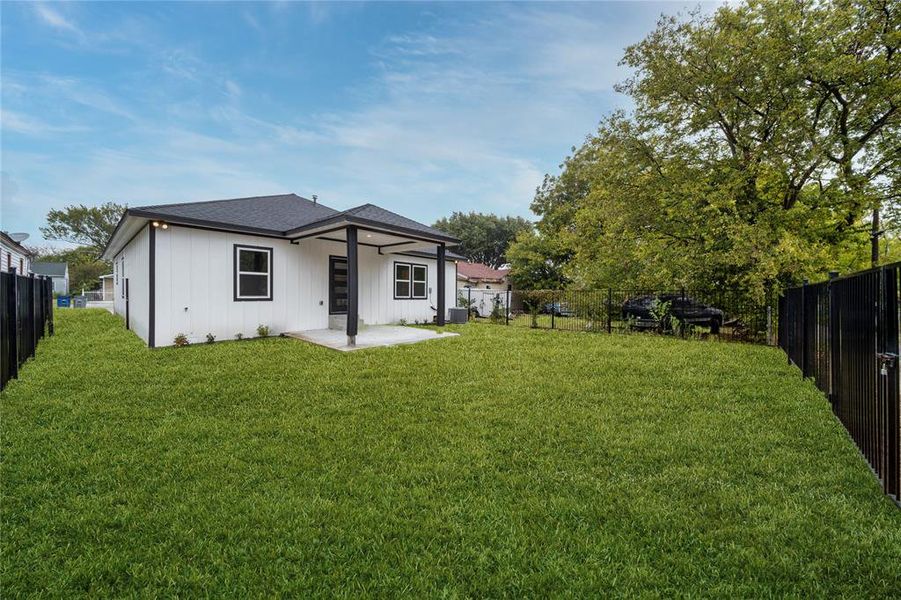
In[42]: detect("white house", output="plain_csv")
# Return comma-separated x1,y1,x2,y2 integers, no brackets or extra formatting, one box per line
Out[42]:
0,231,34,275
31,262,69,294
101,194,461,348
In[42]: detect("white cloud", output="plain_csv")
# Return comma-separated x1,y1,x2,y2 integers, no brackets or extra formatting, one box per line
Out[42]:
3,1,719,243
38,75,138,121
32,3,82,36
0,109,89,135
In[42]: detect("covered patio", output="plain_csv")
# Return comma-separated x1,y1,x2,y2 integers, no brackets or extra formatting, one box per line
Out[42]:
285,204,458,347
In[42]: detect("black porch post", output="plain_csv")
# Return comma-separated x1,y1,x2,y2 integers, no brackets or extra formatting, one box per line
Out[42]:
437,243,446,326
346,226,359,345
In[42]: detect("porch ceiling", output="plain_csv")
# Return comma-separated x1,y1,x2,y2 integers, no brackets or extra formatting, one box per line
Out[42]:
292,226,442,254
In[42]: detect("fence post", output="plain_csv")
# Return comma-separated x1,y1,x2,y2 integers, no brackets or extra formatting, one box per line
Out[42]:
800,279,808,377
505,285,511,326
607,288,612,334
680,287,686,338
28,277,35,357
7,267,18,380
47,277,54,336
551,291,556,330
827,271,839,403
467,287,472,322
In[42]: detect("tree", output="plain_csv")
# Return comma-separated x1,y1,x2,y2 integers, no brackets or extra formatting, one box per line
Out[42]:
510,0,899,300
40,202,125,255
506,229,570,290
433,212,532,268
34,246,110,294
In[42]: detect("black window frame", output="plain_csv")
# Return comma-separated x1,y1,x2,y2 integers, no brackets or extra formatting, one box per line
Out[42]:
233,244,273,302
329,255,348,315
394,261,428,300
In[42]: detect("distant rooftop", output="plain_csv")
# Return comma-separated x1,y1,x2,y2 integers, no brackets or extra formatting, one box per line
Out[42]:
31,262,68,278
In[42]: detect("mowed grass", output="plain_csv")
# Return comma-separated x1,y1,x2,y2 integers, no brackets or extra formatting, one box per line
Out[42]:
2,310,900,597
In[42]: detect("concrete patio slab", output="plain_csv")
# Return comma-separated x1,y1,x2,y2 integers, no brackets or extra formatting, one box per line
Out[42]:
285,325,458,352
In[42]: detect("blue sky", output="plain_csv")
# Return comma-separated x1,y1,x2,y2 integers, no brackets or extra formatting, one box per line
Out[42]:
1,1,713,247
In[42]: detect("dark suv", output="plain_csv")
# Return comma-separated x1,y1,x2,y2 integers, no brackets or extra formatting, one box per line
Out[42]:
622,293,723,333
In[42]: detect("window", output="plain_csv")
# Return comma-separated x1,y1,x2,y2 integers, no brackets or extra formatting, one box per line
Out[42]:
121,258,125,298
114,260,118,285
412,265,427,299
329,256,348,314
394,262,427,299
234,245,272,301
19,258,24,273
394,263,410,298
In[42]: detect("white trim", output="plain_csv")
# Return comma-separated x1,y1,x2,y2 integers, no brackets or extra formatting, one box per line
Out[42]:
412,264,427,299
235,246,272,300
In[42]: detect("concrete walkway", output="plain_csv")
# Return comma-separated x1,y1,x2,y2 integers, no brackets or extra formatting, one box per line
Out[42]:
286,325,458,352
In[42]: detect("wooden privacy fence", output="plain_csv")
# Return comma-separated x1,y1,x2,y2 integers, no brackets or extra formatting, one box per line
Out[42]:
1,270,54,391
779,264,901,503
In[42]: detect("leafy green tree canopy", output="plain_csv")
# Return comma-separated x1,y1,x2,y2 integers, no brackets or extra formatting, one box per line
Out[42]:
433,211,532,268
40,202,125,255
509,0,899,299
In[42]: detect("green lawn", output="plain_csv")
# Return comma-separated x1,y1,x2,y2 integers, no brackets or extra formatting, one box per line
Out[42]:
2,310,899,597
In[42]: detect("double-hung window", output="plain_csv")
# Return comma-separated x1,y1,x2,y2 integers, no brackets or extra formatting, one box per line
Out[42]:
235,245,272,301
394,262,427,299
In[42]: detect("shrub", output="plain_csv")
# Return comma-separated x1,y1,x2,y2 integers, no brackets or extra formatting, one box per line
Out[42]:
235,333,243,341
256,324,270,337
173,333,189,347
205,333,216,344
489,295,505,323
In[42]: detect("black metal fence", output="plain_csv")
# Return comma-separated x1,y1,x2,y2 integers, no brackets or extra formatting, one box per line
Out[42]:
459,287,775,344
779,265,900,502
1,270,54,391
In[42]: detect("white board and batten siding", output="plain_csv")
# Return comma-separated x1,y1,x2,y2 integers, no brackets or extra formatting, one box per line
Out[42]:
113,226,151,342
115,224,456,347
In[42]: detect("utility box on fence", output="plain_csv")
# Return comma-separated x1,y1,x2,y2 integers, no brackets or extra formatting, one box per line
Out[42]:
448,307,468,324
56,295,71,308
72,295,87,308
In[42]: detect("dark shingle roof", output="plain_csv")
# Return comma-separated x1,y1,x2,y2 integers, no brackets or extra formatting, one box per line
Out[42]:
340,204,455,241
31,262,68,278
127,194,458,243
131,194,339,234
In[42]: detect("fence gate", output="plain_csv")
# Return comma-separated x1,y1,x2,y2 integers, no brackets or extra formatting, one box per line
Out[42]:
780,265,901,502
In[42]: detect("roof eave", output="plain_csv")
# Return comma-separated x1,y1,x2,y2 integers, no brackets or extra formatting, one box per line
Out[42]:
128,209,285,237
285,215,460,245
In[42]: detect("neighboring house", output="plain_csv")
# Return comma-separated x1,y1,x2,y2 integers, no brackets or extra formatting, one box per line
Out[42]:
101,193,462,348
99,274,114,300
0,231,34,275
31,262,69,295
456,262,513,317
456,261,510,292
